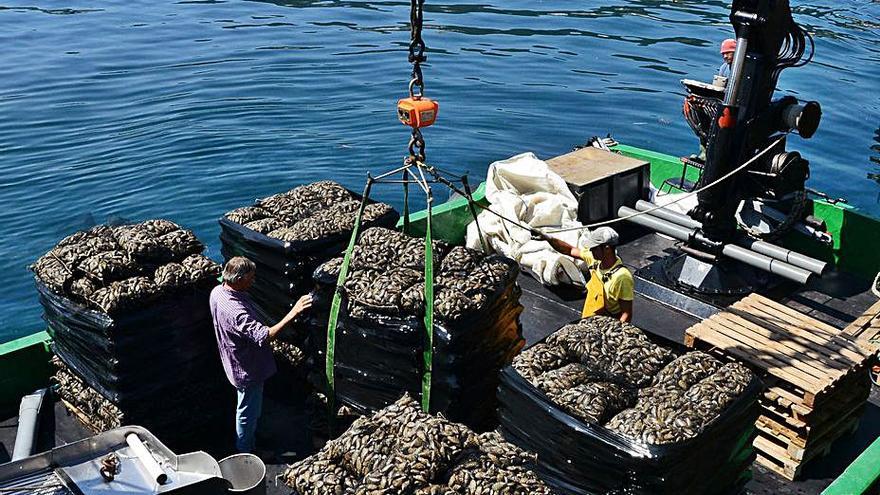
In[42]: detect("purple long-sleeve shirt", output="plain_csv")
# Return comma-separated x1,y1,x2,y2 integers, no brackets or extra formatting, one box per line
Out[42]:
210,284,276,389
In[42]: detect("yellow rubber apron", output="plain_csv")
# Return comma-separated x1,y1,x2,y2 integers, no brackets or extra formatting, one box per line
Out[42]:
581,265,606,318
581,262,624,318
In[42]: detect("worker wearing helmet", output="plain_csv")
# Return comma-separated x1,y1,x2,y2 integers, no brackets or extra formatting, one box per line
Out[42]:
718,38,737,78
544,227,634,323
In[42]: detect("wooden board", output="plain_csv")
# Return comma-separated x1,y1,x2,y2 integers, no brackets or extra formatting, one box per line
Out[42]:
756,399,865,454
761,369,870,426
754,410,860,479
754,413,859,481
545,146,649,187
841,299,880,356
60,398,101,434
763,383,812,421
685,293,871,407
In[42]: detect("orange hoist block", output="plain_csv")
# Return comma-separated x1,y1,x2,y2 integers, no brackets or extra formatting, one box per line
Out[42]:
397,97,439,128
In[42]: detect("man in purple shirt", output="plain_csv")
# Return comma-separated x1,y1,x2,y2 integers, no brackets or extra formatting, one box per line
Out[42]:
210,256,312,454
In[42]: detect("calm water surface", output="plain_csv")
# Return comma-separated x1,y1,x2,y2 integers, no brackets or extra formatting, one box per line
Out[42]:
1,0,878,342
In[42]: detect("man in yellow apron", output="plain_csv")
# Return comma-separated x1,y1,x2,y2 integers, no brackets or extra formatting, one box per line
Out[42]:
543,227,634,322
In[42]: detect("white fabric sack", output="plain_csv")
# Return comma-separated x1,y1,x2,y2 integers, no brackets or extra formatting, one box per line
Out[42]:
466,152,588,287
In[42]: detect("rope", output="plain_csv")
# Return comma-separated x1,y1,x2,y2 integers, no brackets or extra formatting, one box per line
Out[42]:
0,485,67,493
462,175,488,253
402,168,411,234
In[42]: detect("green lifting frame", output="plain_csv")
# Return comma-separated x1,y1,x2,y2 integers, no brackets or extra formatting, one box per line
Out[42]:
323,161,484,419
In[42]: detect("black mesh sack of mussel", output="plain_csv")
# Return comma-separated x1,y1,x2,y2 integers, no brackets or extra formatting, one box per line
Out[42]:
218,181,399,323
50,339,223,402
30,221,221,316
283,394,559,495
30,220,232,446
497,317,762,495
51,356,234,452
36,279,225,403
305,227,525,430
39,280,214,349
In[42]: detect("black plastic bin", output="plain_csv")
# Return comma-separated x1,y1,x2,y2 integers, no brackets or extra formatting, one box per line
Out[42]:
497,346,761,494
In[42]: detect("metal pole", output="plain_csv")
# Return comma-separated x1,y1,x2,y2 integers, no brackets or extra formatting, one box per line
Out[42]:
402,168,411,235
634,200,827,275
619,206,811,284
724,28,750,106
635,200,702,229
738,237,827,275
373,162,416,181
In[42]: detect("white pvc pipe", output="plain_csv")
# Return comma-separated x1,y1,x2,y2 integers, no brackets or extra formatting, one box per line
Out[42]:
11,389,47,461
126,432,168,485
634,200,828,275
619,206,812,284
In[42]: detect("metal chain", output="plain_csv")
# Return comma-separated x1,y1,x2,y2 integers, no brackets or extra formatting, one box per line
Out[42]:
408,0,426,98
408,130,426,164
99,453,120,482
407,0,427,163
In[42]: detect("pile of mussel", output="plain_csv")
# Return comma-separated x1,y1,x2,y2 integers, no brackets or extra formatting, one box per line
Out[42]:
607,356,752,445
318,227,516,322
271,339,307,369
224,180,394,243
51,357,124,432
284,395,556,495
31,220,219,314
51,355,231,440
512,317,753,445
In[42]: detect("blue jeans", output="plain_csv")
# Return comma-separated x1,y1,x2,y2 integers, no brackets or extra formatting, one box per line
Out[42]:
235,382,264,453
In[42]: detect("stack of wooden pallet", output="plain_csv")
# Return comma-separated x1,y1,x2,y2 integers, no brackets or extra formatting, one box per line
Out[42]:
684,293,872,480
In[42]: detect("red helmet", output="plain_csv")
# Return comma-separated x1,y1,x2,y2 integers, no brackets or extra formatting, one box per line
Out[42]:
720,39,737,54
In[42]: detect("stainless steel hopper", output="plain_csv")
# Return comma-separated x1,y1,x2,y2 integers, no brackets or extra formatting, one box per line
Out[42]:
0,425,229,494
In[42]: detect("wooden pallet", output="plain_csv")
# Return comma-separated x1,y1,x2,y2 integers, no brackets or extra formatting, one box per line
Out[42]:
685,293,870,407
753,410,860,480
760,371,871,428
685,293,873,480
756,400,865,460
841,299,880,356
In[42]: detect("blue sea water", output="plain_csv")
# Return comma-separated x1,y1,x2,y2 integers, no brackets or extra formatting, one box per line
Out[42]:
1,0,878,343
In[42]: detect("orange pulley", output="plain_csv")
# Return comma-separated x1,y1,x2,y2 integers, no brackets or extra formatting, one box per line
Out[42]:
398,96,438,128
